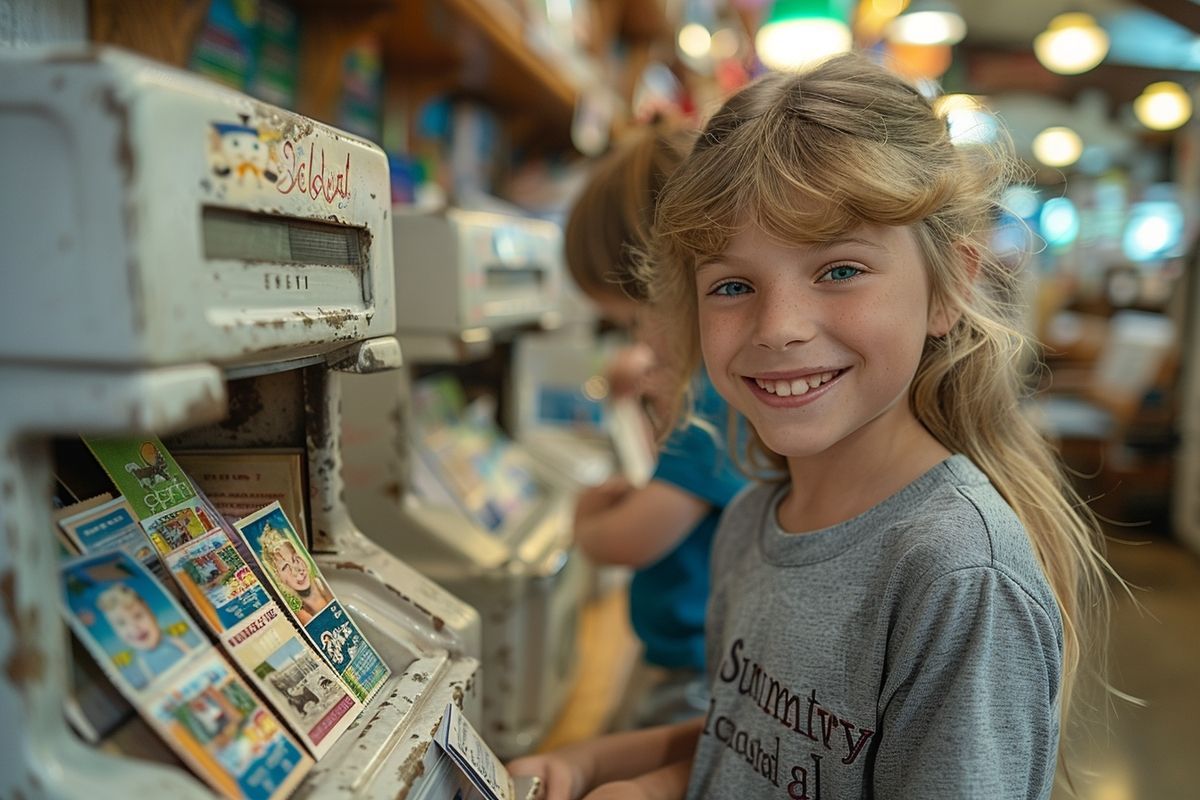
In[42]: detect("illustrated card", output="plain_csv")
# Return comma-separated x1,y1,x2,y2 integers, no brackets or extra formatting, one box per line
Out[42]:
62,551,204,693
233,502,390,703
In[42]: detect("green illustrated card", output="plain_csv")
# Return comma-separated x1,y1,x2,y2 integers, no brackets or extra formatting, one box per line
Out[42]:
83,436,198,522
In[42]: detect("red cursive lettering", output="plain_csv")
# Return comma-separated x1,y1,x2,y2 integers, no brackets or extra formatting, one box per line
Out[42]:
276,139,352,204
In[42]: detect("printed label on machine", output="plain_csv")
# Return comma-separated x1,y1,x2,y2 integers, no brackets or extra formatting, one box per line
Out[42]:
234,501,391,703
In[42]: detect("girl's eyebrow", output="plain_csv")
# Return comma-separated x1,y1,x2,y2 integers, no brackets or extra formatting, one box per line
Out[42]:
698,236,887,273
811,236,888,253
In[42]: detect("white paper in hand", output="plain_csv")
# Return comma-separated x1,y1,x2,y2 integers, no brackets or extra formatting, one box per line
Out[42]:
608,397,656,488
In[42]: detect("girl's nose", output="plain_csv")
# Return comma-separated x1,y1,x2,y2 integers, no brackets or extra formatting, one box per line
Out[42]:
751,290,817,351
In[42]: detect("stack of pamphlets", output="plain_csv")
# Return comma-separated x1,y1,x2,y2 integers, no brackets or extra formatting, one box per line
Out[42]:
82,436,372,754
61,550,311,799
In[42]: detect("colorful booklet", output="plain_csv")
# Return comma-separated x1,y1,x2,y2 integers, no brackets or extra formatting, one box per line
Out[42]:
82,435,362,756
165,521,362,757
234,502,390,704
61,550,311,799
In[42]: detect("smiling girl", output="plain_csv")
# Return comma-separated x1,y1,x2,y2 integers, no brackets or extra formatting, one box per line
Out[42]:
508,54,1115,800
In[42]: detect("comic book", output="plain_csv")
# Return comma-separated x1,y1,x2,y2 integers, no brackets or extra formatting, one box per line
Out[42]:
61,551,311,799
82,435,362,756
233,502,390,704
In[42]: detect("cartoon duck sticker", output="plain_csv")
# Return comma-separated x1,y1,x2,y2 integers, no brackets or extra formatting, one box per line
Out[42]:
209,120,279,188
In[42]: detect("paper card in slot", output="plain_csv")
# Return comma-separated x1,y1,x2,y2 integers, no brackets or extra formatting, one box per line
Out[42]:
226,611,360,757
83,436,201,523
166,529,272,631
151,651,311,800
143,499,219,555
166,524,361,757
61,551,312,798
435,701,515,800
62,551,205,694
175,450,308,541
57,495,168,580
234,501,390,703
608,397,656,488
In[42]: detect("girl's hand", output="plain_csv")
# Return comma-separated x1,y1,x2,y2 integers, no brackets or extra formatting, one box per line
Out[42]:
582,781,647,800
507,753,586,800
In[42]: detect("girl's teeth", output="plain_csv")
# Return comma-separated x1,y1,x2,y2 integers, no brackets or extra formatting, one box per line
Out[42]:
755,371,840,395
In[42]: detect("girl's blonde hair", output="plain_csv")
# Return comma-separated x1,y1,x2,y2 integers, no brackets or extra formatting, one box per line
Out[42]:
648,53,1113,762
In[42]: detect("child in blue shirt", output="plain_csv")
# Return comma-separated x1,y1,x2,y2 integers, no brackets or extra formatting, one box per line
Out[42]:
562,125,748,727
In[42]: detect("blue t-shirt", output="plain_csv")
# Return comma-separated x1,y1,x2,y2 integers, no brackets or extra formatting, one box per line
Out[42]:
628,371,748,670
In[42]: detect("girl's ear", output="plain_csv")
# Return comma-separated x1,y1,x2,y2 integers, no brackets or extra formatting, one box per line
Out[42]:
926,243,979,337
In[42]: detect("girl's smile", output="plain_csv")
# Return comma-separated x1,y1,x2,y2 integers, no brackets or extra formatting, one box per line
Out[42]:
697,222,955,470
744,367,849,405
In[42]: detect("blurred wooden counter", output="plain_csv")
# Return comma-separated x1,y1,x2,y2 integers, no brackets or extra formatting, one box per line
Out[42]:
537,585,639,752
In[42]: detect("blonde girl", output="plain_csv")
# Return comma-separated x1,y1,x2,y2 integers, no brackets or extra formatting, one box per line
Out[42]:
509,54,1112,800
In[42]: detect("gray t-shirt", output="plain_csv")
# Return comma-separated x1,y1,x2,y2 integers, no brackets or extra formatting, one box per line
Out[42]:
686,455,1062,800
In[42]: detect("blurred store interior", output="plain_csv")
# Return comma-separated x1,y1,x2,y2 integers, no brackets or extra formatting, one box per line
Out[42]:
3,0,1200,798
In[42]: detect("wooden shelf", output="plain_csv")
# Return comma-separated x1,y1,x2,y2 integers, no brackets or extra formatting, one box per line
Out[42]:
382,0,598,151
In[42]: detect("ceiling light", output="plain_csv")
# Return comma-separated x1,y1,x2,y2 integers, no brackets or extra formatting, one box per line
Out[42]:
1040,197,1080,247
1133,82,1192,131
1032,126,1083,168
1034,13,1109,75
755,0,853,72
886,0,966,46
678,23,713,60
940,94,998,145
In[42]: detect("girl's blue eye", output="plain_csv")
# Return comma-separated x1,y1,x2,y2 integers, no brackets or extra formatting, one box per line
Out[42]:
825,265,861,282
711,280,752,297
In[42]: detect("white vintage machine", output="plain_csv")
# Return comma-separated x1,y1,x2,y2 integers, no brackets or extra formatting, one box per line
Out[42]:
0,46,480,799
341,208,585,758
391,208,564,344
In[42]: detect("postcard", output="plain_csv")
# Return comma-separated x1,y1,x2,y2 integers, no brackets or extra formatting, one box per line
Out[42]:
234,502,390,703
232,613,359,753
58,495,166,579
167,527,361,757
61,552,312,799
84,436,201,523
166,529,271,631
62,551,204,693
151,652,311,800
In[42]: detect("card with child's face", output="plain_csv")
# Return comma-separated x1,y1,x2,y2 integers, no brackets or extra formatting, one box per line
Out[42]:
62,550,205,693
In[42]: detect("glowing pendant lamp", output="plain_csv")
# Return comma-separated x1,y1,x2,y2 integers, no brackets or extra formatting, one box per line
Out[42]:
755,0,853,72
886,0,966,46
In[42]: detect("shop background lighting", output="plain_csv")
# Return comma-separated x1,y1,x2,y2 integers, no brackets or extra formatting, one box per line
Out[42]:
885,0,966,46
1133,82,1193,131
1034,13,1109,75
755,0,853,71
1032,126,1083,168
